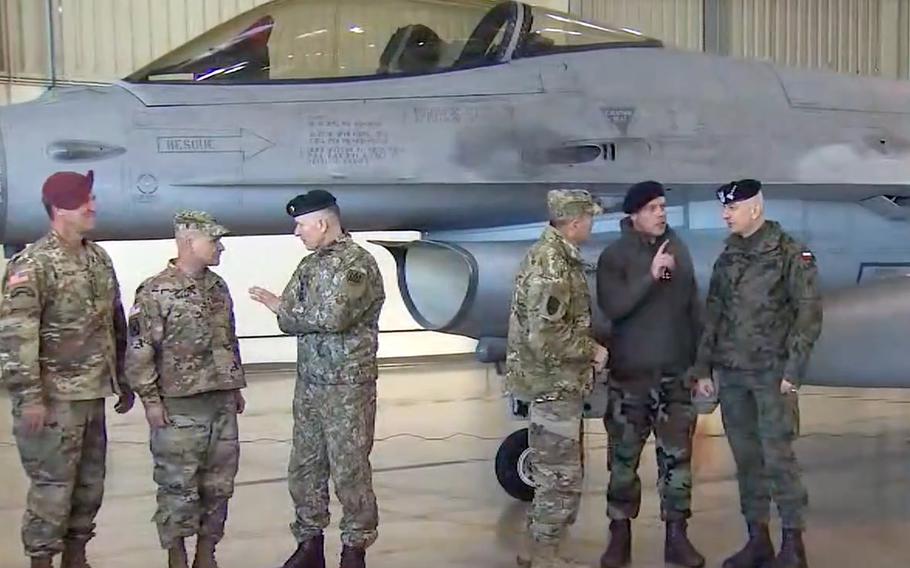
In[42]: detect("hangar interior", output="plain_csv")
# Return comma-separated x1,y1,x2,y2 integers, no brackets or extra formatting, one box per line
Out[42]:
1,1,910,567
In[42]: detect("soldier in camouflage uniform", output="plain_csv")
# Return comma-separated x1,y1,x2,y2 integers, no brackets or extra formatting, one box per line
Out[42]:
126,211,246,568
506,189,609,568
249,189,385,568
0,170,135,568
693,179,822,568
596,181,705,568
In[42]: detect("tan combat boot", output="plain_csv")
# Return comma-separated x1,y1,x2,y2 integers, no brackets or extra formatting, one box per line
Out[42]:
168,538,189,568
192,536,219,568
61,540,91,568
527,540,590,568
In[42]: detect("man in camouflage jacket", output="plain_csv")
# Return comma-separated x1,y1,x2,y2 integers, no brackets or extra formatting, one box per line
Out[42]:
250,189,385,568
694,179,822,568
0,170,134,568
126,210,246,568
506,189,609,568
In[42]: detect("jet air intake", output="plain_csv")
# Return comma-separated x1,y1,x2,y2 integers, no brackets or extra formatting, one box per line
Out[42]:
373,239,527,340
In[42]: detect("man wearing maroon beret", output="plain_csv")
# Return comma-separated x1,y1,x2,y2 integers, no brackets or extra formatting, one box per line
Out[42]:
0,170,135,568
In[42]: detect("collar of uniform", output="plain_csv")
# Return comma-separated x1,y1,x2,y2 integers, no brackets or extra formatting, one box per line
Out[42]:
726,220,782,253
46,229,88,254
315,232,353,256
165,259,214,289
542,225,583,264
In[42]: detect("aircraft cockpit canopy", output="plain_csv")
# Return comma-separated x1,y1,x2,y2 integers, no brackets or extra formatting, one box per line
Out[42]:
127,0,660,84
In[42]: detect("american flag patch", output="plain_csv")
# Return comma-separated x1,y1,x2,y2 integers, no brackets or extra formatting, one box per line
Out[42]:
7,271,29,286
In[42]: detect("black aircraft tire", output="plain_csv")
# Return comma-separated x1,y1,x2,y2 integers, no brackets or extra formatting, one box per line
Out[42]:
495,428,535,502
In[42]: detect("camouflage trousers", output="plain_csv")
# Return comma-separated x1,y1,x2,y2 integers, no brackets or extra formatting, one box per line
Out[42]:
528,394,583,546
289,380,378,549
603,372,696,521
150,391,240,549
12,397,106,558
717,368,807,530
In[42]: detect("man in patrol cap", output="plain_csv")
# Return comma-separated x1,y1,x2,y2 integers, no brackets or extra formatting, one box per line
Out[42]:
0,170,135,568
507,189,609,568
249,190,385,568
693,179,822,568
126,210,246,568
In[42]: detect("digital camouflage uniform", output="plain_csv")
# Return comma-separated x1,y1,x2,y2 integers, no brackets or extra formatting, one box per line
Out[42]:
505,189,602,562
0,231,129,558
125,211,246,549
694,219,822,530
278,233,385,550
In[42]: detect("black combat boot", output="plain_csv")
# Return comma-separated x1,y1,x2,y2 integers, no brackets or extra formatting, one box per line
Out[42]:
167,538,189,568
665,520,705,567
772,529,807,568
339,546,365,568
281,534,325,568
61,540,91,568
193,536,219,568
599,519,631,568
30,557,52,568
722,522,775,568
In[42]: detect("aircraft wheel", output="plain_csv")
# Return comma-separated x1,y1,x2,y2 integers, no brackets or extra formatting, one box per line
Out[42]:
495,428,535,502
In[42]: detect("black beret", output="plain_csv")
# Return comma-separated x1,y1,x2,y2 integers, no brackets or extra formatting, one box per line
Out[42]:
622,180,666,214
717,179,761,205
286,189,337,217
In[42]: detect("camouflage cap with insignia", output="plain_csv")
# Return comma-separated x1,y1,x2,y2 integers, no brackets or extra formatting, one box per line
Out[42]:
547,188,603,219
173,210,229,238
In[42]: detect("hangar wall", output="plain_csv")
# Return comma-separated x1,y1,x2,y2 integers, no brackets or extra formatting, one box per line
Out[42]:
569,0,909,78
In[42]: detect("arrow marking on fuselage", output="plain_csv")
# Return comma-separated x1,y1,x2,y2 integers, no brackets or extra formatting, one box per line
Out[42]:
156,129,274,160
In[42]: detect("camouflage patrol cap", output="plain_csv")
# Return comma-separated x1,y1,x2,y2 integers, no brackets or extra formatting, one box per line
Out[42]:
547,189,603,219
173,210,229,238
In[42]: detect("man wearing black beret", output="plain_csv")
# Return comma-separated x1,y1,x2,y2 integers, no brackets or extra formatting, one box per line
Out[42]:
693,179,821,568
596,181,705,568
249,190,385,568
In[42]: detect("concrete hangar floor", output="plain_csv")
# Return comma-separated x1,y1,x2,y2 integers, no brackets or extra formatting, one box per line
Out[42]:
1,356,908,567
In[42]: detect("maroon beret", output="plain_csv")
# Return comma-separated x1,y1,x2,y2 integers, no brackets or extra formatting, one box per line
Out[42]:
42,170,93,210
